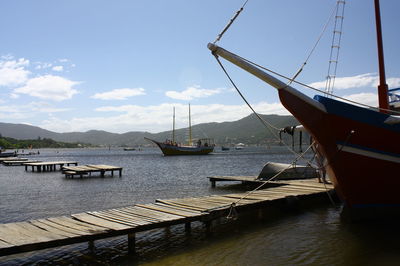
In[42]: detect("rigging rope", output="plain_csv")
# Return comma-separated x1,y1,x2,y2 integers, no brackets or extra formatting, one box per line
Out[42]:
213,54,281,135
234,52,400,115
288,1,338,86
213,0,250,44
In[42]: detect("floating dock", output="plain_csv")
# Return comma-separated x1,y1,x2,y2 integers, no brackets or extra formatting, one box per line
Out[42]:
24,161,78,172
0,179,333,257
62,164,123,178
208,175,263,187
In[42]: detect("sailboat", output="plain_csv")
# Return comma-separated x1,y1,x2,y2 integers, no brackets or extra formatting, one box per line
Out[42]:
208,0,400,213
145,105,215,156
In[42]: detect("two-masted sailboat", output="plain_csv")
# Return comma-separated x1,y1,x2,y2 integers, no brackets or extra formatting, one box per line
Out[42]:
209,0,400,214
145,105,215,156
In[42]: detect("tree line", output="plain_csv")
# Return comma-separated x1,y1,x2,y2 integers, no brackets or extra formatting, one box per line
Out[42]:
0,135,89,149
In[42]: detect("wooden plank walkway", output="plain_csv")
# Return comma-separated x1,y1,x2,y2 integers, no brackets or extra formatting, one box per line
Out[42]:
0,179,333,257
62,164,122,178
2,160,41,166
0,157,28,163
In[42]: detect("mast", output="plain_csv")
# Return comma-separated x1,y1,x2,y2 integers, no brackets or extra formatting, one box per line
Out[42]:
172,107,175,143
188,104,192,146
374,0,389,113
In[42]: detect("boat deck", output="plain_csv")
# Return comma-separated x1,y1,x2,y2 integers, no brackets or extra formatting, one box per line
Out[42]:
0,179,333,257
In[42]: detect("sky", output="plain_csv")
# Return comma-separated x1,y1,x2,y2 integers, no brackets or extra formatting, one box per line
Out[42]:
1,0,400,134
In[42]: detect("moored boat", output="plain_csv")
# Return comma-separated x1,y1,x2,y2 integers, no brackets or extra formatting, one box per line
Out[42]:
145,105,215,156
208,0,400,211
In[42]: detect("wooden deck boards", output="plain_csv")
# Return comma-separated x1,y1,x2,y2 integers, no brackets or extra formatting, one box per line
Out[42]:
63,164,122,178
0,179,334,257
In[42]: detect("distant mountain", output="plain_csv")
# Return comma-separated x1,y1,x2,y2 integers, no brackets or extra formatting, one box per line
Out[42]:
0,114,300,146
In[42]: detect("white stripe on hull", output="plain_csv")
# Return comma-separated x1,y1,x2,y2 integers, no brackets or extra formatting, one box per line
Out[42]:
339,145,400,164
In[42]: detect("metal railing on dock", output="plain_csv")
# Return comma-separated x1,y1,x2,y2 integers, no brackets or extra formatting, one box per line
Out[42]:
0,179,333,257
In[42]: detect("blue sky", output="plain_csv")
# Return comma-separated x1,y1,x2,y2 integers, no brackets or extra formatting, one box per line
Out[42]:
0,0,399,133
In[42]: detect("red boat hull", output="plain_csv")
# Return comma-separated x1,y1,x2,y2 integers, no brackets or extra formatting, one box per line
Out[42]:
279,89,400,207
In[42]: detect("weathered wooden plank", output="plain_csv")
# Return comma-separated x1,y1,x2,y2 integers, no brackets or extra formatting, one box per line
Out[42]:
95,210,154,225
183,198,233,210
8,222,64,241
280,184,331,192
156,199,209,212
35,219,90,236
47,216,108,234
250,190,300,197
168,198,226,209
219,195,265,203
272,185,326,192
87,164,122,170
124,206,185,221
71,213,131,230
136,203,200,218
88,212,141,227
0,239,12,248
267,187,316,195
112,208,162,222
0,223,47,245
29,220,81,238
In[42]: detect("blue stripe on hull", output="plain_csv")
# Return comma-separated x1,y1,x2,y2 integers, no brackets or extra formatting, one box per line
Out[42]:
314,95,400,132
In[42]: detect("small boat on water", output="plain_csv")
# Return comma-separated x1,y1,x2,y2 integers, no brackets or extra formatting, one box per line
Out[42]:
145,105,215,156
209,0,400,214
235,143,245,150
0,148,16,158
123,147,136,151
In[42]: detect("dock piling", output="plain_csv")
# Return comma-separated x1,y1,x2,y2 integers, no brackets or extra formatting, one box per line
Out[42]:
128,233,136,254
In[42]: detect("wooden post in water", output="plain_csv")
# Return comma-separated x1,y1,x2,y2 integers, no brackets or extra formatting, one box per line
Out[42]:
128,233,135,254
88,240,95,253
204,221,211,235
185,222,191,233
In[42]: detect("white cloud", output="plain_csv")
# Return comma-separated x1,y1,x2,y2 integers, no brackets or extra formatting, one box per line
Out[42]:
0,102,69,120
309,73,378,90
39,101,288,133
341,92,378,107
388,78,400,88
91,88,145,100
52,65,64,72
34,62,52,70
165,85,223,100
13,74,79,101
0,57,30,87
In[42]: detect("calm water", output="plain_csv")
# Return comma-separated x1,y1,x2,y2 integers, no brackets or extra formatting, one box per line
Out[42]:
1,147,400,265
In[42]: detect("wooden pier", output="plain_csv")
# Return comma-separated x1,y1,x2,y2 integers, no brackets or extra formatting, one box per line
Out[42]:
208,175,262,187
1,157,32,166
0,179,333,257
23,161,78,172
62,164,123,178
2,160,41,166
